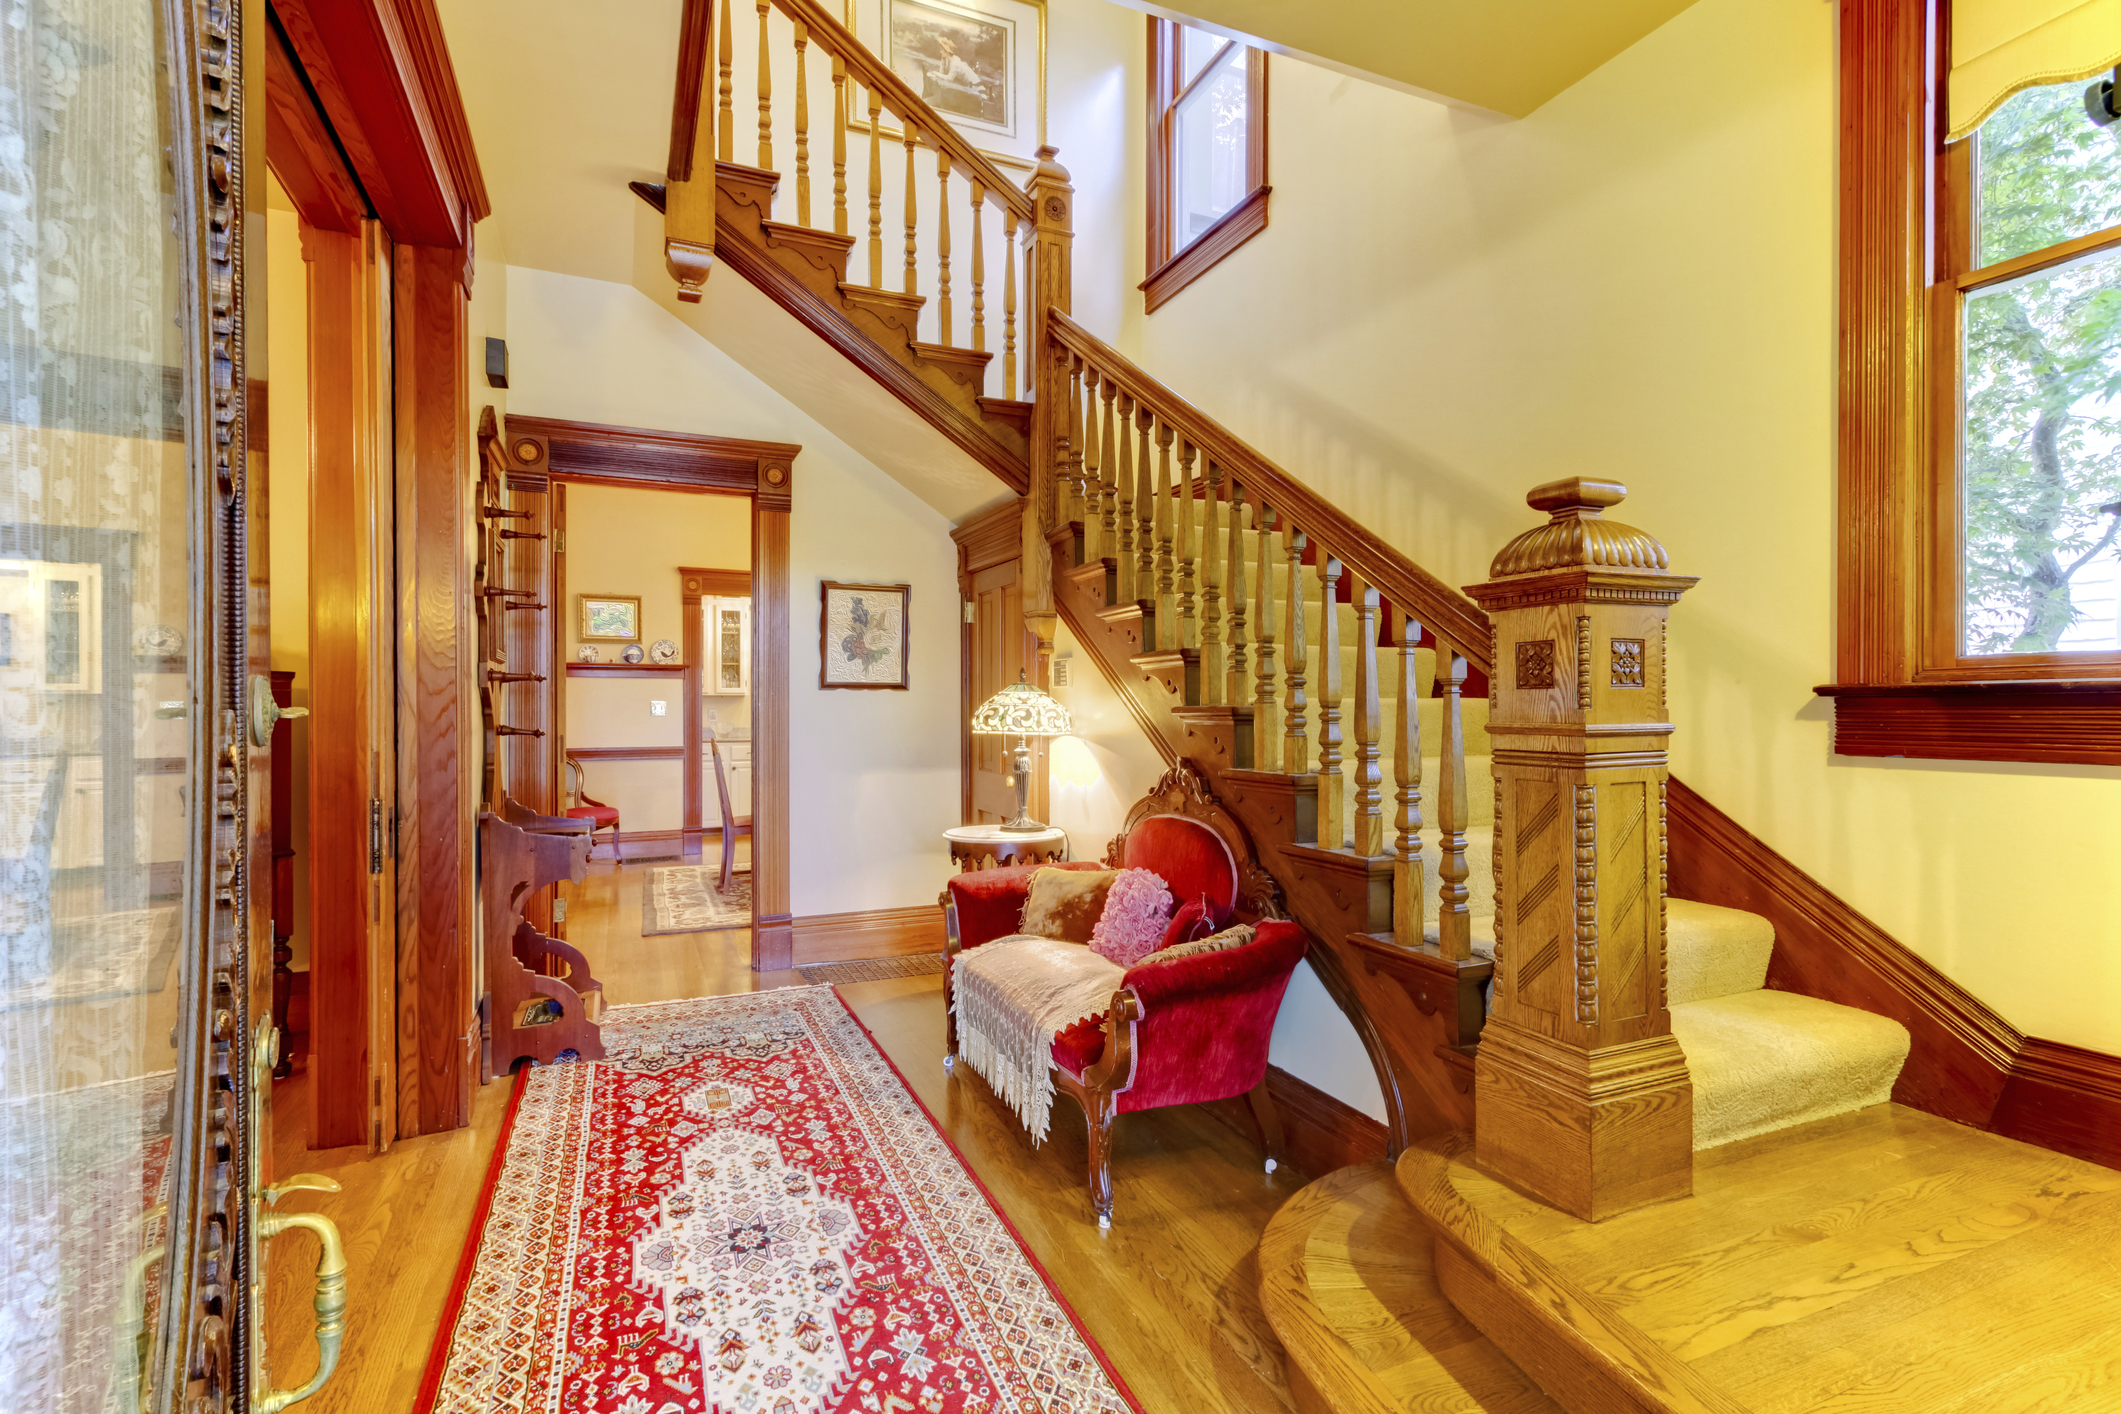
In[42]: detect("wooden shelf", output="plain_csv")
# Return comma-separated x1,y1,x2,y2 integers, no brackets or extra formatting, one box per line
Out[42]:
566,661,689,677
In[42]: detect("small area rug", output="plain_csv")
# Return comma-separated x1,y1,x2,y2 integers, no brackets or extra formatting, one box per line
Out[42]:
795,954,945,986
643,863,751,935
416,987,1140,1414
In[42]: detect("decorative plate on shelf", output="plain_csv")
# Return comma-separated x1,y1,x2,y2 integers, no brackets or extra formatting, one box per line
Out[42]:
136,624,184,656
621,643,645,664
648,638,680,664
577,645,601,663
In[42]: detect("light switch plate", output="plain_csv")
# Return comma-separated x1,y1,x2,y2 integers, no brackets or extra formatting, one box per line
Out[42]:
651,700,667,716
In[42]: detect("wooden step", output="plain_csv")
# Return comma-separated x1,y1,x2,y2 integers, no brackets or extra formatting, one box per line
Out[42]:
1259,1164,1562,1414
1398,1107,2121,1414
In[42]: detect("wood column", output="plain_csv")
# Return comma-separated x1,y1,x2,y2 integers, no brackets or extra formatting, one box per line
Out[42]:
304,218,395,1151
393,243,475,1136
1467,479,1698,1222
1021,148,1074,686
751,464,794,969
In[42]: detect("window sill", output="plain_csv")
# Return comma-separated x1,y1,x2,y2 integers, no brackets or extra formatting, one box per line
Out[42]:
1141,186,1270,314
1813,680,2121,766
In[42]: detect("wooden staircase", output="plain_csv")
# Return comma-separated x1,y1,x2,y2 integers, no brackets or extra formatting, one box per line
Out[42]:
631,13,2121,1412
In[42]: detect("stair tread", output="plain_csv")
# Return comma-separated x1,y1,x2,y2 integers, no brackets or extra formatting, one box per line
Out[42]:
1672,990,1912,1150
1259,1164,1562,1414
1667,898,1775,1005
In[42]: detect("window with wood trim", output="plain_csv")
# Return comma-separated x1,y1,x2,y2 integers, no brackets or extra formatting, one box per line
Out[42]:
1825,0,2121,766
1143,19,1268,313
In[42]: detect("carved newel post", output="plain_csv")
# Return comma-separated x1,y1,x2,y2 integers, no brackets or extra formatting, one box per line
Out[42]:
1465,479,1698,1222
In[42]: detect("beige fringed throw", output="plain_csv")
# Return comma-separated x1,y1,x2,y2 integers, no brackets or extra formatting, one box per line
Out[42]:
952,935,1125,1144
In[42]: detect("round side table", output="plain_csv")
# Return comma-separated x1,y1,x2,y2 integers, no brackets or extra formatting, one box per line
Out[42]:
944,824,1068,872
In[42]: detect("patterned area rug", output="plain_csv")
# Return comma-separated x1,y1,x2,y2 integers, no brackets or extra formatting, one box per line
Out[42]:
643,864,752,935
416,988,1140,1414
795,954,946,986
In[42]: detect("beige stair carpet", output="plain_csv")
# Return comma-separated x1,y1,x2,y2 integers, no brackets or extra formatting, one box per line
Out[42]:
1672,989,1911,1149
1665,898,1775,1005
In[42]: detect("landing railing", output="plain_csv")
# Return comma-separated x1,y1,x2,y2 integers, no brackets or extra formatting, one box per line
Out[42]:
685,0,1045,399
1046,313,1495,964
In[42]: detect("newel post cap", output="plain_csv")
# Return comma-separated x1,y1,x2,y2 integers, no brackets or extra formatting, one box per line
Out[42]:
1480,478,1678,582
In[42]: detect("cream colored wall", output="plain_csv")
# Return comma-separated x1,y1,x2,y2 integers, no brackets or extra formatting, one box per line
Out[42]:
562,483,749,833
1055,0,2121,1060
1046,621,1168,858
265,198,314,972
506,266,963,913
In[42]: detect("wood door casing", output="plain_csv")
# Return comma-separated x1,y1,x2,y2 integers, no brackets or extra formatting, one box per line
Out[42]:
969,559,1033,824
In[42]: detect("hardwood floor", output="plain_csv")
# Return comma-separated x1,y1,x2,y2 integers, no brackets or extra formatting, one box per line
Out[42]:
262,857,1303,1413
1415,1104,2121,1414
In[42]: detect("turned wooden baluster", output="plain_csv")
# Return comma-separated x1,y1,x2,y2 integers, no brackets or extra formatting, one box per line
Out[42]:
1135,403,1156,612
1201,459,1224,705
1228,481,1249,709
1081,366,1103,560
866,87,884,286
902,123,919,297
1252,502,1278,770
970,181,986,359
1283,523,1310,784
793,21,810,224
1003,218,1018,398
936,151,952,341
1176,440,1198,652
1154,421,1176,649
755,0,772,172
1391,615,1426,948
1435,642,1472,962
832,57,847,235
1113,391,1136,605
1351,579,1383,856
717,0,734,161
1065,358,1085,535
1316,549,1345,844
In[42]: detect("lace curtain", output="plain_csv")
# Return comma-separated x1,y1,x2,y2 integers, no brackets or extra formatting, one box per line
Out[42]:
0,0,189,1408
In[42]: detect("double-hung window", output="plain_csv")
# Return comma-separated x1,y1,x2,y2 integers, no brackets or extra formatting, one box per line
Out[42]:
1827,0,2121,764
1143,19,1268,312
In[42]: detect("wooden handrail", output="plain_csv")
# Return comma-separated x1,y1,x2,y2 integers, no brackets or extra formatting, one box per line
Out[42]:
766,0,1035,225
1047,311,1491,671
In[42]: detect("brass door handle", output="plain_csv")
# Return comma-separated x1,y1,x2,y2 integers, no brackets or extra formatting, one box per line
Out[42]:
250,673,309,747
255,1209,349,1412
264,1173,341,1205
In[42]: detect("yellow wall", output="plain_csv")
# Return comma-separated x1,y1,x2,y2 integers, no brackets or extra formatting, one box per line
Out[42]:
264,197,314,971
1068,0,2121,1054
562,482,749,833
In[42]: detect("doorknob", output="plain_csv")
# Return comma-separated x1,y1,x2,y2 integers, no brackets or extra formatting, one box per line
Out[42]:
250,673,309,747
254,1209,349,1412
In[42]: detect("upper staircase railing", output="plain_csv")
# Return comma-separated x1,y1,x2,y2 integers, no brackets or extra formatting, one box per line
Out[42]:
663,0,1046,402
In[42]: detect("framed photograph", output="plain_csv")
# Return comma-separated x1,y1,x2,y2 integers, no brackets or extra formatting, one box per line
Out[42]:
846,0,1046,170
820,582,910,689
578,594,642,642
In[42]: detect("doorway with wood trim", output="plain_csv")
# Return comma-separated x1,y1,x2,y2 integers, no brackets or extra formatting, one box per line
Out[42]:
474,415,796,971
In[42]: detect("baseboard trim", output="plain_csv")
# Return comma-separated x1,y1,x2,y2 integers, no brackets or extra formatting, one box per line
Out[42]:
789,904,947,967
1203,1064,1389,1179
588,828,696,862
1667,777,2121,1169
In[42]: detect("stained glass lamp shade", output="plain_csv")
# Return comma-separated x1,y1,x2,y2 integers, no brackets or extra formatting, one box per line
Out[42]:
970,672,1074,833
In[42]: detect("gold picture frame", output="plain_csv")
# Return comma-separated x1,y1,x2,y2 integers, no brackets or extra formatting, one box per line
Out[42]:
843,0,1046,173
578,594,643,642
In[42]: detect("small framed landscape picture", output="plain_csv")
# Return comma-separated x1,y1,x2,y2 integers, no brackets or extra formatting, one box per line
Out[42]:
579,594,642,642
820,581,910,689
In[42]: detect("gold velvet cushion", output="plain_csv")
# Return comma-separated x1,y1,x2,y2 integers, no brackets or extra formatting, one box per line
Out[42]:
1141,923,1255,964
1018,868,1119,944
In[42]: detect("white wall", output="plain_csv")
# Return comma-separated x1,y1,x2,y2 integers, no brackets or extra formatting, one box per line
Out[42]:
505,267,964,915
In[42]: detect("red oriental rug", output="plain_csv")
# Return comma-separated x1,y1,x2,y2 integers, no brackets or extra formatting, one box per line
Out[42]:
417,986,1141,1414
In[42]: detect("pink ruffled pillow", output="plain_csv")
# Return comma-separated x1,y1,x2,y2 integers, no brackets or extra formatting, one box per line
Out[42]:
1089,868,1175,968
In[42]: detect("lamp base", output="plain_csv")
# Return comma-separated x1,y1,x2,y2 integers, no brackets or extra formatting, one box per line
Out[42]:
998,817,1053,834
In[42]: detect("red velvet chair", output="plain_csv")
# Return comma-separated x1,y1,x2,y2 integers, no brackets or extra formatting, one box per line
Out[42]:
562,755,620,850
942,764,1308,1227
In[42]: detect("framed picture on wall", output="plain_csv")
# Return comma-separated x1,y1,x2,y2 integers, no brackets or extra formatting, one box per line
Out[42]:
578,594,642,642
820,581,910,689
844,0,1046,171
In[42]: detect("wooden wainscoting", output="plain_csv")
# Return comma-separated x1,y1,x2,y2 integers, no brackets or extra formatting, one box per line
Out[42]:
789,905,949,966
1203,1065,1390,1180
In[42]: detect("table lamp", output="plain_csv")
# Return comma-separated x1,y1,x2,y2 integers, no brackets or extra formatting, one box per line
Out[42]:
970,670,1074,833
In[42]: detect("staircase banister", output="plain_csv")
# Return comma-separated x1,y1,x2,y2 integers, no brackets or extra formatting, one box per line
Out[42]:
766,0,1036,225
1048,311,1491,672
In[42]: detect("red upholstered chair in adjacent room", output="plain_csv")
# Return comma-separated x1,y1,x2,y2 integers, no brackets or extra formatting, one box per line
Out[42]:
563,755,620,854
942,764,1309,1227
